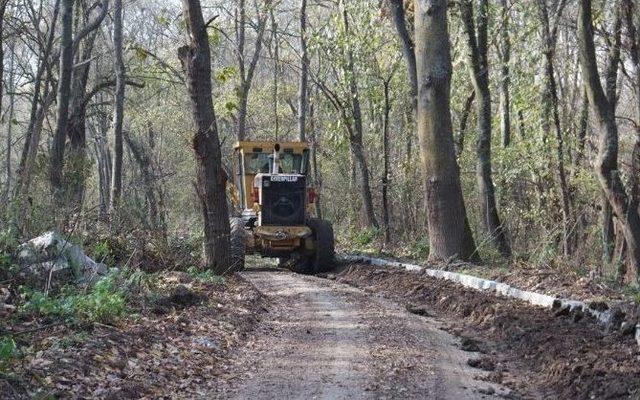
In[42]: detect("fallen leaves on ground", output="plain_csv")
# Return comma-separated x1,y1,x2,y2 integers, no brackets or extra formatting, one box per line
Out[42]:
0,272,263,399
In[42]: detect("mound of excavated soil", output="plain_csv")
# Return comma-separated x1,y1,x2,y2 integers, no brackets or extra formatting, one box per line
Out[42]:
335,264,640,399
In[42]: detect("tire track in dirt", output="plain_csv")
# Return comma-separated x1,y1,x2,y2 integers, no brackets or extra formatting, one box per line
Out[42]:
216,268,509,399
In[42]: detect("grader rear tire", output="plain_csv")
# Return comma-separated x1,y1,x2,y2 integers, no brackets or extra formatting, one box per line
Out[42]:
229,217,246,272
308,218,335,273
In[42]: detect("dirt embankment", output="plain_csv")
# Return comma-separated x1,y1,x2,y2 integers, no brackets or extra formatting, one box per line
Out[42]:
333,264,640,399
1,273,264,399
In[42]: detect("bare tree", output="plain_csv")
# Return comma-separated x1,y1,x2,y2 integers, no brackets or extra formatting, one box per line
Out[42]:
381,72,393,244
498,0,511,147
49,0,108,208
179,0,231,273
298,0,308,141
622,0,640,218
14,0,60,206
415,0,477,261
0,0,7,188
340,0,378,228
110,0,125,213
49,0,74,205
537,0,572,256
388,0,417,112
460,0,511,257
235,0,269,141
578,0,640,283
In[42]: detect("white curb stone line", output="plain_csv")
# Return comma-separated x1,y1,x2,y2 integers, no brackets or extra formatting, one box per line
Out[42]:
339,254,632,335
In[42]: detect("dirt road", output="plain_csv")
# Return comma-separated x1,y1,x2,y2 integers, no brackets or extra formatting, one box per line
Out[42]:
216,268,509,399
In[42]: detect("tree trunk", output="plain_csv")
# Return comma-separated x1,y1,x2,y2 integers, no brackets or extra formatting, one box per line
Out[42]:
382,80,392,244
0,0,6,197
50,0,74,206
517,109,526,138
309,100,323,219
622,0,640,209
270,9,279,140
341,2,378,229
499,0,511,147
14,0,60,204
575,89,589,167
235,0,268,141
388,0,417,112
93,116,112,220
456,90,475,157
461,0,511,257
124,132,160,231
578,0,640,283
415,0,477,262
538,0,573,256
3,40,14,202
603,195,615,264
110,0,125,213
179,0,231,273
298,0,308,141
67,24,99,213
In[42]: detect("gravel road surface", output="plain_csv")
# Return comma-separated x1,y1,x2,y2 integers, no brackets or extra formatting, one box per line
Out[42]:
217,268,508,399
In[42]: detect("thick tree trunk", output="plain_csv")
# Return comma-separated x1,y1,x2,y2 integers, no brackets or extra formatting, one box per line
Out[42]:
179,0,231,273
461,0,511,257
298,0,308,141
110,0,125,213
499,0,511,147
415,0,477,262
578,0,640,283
50,0,74,206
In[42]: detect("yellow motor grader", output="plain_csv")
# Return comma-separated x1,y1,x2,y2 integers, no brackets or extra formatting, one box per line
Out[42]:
227,141,335,273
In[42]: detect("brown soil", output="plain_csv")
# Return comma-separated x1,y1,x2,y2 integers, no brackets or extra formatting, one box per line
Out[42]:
0,272,264,399
354,253,640,304
334,264,640,399
458,261,636,304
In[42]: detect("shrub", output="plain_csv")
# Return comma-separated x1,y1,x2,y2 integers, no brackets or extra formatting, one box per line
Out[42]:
0,336,17,373
411,237,430,259
352,227,379,247
187,266,225,284
20,272,127,324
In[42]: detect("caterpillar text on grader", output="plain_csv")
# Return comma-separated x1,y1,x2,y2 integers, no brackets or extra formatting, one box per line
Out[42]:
227,141,335,273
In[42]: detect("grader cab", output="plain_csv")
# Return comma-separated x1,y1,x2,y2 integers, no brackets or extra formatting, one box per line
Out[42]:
228,141,335,274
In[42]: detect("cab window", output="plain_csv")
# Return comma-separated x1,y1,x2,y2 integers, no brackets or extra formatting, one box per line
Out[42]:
244,151,307,174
